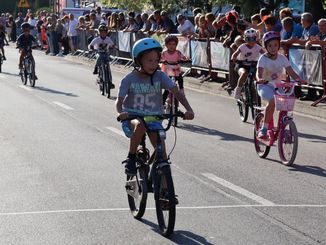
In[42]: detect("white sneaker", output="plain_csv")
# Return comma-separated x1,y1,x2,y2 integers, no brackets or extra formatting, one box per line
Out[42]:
56,53,64,57
234,87,242,100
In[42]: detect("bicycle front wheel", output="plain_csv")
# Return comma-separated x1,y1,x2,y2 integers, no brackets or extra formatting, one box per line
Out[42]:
155,165,176,237
278,120,298,166
29,62,35,87
237,86,249,122
126,167,148,219
254,113,270,158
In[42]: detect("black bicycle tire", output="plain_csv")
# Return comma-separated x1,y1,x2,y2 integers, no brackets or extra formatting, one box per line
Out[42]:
127,167,148,219
0,55,2,73
238,86,249,122
278,120,298,166
254,113,270,158
29,61,35,87
155,165,176,237
23,69,28,85
99,65,105,95
173,98,178,127
104,64,111,98
250,82,259,120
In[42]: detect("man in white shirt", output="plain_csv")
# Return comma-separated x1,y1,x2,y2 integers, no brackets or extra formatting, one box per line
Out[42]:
177,14,195,36
67,14,78,52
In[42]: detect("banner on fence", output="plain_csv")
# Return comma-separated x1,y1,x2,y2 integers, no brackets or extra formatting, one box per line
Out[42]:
191,40,208,67
289,47,323,86
210,41,230,71
118,31,131,52
176,35,190,58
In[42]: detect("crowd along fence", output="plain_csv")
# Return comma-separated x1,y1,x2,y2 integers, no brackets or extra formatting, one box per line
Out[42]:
72,30,326,106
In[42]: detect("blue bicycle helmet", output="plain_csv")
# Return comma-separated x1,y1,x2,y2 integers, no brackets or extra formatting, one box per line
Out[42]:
132,38,162,64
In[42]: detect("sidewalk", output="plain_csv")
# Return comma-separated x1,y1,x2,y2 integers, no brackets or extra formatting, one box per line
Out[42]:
66,54,326,120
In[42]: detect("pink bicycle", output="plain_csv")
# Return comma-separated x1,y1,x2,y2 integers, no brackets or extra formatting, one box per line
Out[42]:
254,82,298,166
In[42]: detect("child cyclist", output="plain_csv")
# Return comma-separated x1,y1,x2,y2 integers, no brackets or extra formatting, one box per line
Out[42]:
231,28,264,99
17,22,38,78
116,38,194,175
88,24,117,88
161,35,189,104
0,25,8,60
256,31,306,139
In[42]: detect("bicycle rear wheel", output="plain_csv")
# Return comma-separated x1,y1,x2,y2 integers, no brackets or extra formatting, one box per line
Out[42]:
278,120,298,166
155,165,176,237
172,98,178,127
237,86,249,122
126,166,148,219
254,113,270,158
250,82,261,120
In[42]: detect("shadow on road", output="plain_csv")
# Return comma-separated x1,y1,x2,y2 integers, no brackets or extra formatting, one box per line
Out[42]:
34,86,78,97
288,164,326,177
177,122,252,143
1,71,20,77
140,219,214,244
298,132,326,143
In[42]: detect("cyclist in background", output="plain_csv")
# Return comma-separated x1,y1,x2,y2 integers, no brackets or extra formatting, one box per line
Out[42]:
161,35,189,104
0,25,8,60
256,31,306,139
17,22,38,78
88,24,116,87
231,28,264,99
115,38,194,176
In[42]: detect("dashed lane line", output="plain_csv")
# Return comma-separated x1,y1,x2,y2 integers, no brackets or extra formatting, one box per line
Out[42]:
106,126,125,137
18,85,33,91
202,173,275,205
52,101,74,110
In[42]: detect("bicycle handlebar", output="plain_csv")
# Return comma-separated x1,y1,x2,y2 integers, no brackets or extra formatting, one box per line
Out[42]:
161,60,191,65
117,111,185,132
274,82,296,96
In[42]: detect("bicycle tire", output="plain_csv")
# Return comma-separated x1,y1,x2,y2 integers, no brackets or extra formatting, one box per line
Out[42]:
173,98,178,127
23,69,28,85
278,120,298,166
126,166,148,219
155,165,176,237
250,82,260,120
99,65,105,95
106,64,112,99
29,61,35,87
254,113,270,158
0,56,2,73
103,64,111,98
238,86,249,122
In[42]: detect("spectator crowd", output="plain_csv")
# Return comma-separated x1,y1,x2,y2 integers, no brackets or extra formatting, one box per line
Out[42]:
0,5,325,101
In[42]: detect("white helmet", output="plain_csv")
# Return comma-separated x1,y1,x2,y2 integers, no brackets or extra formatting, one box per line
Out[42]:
244,28,257,41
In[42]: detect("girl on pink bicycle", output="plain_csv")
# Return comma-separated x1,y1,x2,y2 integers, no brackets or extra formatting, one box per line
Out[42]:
256,31,307,139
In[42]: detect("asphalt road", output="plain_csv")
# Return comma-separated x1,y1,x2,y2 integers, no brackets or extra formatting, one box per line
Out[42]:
0,46,325,245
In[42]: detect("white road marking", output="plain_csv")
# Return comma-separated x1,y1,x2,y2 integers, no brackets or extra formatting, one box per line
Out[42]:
0,204,325,216
18,85,33,91
202,173,275,205
52,101,74,110
106,126,125,137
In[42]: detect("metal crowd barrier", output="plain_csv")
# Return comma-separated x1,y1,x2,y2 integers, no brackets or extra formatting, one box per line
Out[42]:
72,30,325,106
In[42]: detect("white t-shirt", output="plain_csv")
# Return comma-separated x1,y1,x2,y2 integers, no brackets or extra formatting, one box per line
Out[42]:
89,36,114,50
257,53,291,84
67,19,78,37
238,43,262,61
177,20,195,35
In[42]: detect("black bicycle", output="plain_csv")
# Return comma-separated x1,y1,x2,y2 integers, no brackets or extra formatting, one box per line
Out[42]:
96,50,113,98
236,60,261,122
118,112,184,237
20,47,36,87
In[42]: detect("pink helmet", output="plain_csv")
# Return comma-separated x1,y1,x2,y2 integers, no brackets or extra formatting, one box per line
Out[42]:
262,31,280,46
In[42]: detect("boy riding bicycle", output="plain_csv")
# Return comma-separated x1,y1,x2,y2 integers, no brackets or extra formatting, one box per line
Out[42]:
256,31,306,139
17,22,38,78
231,28,264,100
115,38,194,176
88,24,117,88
